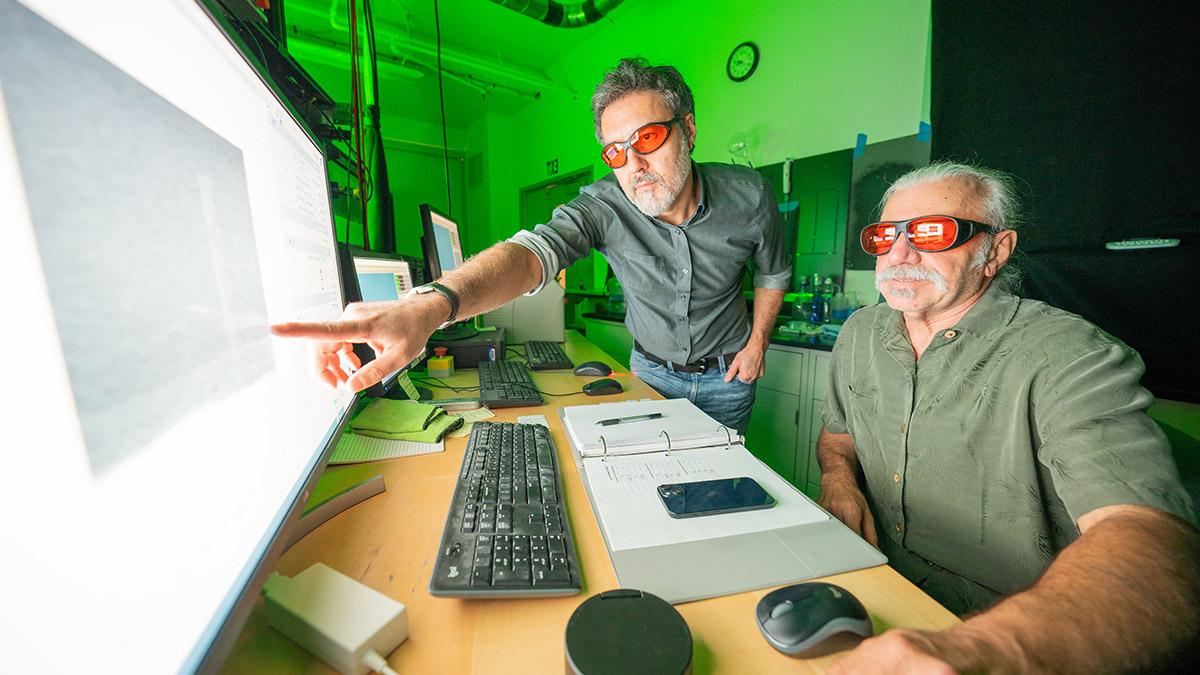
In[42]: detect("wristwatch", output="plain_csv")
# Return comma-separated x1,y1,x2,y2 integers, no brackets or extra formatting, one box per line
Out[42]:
411,282,460,329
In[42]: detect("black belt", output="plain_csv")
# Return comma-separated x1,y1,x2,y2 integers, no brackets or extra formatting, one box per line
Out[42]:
634,342,739,374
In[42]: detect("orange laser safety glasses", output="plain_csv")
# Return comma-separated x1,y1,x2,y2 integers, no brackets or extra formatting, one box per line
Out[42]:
600,117,681,169
860,215,1003,255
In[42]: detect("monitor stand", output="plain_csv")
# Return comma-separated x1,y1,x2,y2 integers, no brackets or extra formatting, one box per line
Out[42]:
284,473,386,551
383,384,433,401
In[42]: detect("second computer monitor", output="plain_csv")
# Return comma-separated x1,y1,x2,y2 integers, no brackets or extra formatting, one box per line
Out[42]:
354,255,415,301
419,203,464,282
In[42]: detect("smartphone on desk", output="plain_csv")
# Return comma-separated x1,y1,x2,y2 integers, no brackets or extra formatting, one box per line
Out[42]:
656,476,776,519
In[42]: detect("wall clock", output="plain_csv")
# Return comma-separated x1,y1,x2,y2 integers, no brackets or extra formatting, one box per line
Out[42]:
726,41,759,82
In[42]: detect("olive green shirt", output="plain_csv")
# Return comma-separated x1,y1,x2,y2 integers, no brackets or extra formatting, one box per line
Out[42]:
821,284,1194,615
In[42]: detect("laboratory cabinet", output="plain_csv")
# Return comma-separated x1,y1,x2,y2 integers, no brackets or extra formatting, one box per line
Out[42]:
745,344,831,499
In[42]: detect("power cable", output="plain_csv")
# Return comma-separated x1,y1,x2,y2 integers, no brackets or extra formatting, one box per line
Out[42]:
433,0,452,217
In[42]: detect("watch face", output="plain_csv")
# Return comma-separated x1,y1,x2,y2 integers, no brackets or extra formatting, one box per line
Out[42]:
727,42,759,82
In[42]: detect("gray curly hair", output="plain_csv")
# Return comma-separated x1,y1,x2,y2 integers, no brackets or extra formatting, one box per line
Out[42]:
591,57,695,144
881,161,1024,293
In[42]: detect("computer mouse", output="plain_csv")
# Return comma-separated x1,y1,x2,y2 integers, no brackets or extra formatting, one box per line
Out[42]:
755,582,873,658
573,360,613,377
582,378,623,396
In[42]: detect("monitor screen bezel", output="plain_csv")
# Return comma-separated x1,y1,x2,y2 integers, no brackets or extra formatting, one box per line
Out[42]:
185,1,357,672
418,202,463,283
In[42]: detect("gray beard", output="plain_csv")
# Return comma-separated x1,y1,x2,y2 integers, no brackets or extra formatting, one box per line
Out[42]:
625,141,692,217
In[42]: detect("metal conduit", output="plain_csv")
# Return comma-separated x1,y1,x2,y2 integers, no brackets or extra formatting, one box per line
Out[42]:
488,0,624,28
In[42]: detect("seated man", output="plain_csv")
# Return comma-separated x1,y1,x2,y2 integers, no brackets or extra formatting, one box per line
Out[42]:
819,162,1198,672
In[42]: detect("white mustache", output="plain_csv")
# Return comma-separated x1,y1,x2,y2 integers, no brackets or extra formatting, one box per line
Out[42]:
877,265,949,292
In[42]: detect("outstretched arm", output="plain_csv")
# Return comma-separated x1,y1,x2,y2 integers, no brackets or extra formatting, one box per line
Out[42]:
271,242,542,391
830,504,1200,673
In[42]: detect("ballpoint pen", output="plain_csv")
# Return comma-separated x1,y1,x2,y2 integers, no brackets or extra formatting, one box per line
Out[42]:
595,412,663,426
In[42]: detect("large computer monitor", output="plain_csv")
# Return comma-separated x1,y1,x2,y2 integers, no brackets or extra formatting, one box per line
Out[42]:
419,202,465,282
1,1,355,672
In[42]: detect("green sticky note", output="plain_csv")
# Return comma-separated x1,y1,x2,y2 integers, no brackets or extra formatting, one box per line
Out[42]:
396,371,421,401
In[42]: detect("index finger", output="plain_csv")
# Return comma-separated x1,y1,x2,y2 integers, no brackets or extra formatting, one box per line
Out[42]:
271,319,372,342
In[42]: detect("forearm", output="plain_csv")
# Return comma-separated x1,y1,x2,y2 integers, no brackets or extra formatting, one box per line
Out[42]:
436,242,543,320
816,428,861,487
933,509,1200,672
749,288,785,348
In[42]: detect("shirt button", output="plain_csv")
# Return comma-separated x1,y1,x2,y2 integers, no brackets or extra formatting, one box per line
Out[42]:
943,329,958,339
893,472,901,483
894,522,902,533
899,423,907,433
682,268,689,274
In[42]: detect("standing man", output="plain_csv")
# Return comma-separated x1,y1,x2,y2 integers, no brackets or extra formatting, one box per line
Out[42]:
274,58,790,433
819,162,1197,672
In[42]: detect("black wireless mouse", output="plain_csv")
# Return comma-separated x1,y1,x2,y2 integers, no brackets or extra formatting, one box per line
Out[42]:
582,378,623,396
756,582,873,657
573,360,613,376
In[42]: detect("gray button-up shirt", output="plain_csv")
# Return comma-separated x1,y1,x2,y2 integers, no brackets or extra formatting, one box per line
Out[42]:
509,162,791,363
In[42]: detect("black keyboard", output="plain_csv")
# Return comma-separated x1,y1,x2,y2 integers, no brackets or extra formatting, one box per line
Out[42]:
478,360,543,408
524,340,573,371
429,422,582,597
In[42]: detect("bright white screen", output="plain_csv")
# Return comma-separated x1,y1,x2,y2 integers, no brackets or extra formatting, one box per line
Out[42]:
0,1,353,672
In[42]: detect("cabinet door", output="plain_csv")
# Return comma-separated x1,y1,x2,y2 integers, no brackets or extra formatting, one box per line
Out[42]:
801,351,832,489
759,347,805,394
746,388,800,485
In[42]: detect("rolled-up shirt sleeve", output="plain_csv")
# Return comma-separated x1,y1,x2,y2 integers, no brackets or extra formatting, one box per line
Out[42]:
751,174,792,289
506,193,608,295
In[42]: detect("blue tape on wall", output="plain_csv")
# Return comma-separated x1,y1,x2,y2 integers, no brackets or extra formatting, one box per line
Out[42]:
778,201,798,213
853,133,868,157
917,121,931,142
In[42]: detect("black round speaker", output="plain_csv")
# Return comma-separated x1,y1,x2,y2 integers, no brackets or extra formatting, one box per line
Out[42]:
565,589,692,675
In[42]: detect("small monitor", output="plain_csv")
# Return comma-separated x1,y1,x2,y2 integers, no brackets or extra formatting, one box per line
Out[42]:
345,252,424,396
355,256,415,300
419,203,464,282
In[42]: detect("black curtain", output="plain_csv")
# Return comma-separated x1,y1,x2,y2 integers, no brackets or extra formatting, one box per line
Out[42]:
931,0,1200,402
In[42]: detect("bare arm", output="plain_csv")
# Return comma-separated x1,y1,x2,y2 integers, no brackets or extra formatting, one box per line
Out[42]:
271,242,542,391
816,427,878,546
724,287,785,383
438,242,543,321
831,505,1200,673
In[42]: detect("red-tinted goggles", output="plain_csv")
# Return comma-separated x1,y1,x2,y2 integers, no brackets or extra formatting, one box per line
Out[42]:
600,117,680,169
860,215,1002,256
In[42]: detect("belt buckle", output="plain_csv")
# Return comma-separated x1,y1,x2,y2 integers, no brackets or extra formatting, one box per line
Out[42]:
694,360,708,374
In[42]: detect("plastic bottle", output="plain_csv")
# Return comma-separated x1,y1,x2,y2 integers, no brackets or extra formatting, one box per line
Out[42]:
830,292,849,323
808,276,825,324
794,276,811,320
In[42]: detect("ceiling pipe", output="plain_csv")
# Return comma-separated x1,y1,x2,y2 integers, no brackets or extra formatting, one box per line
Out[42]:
488,0,625,28
289,27,542,100
287,1,575,97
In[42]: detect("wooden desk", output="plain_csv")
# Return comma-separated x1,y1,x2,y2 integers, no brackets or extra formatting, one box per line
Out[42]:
223,330,957,674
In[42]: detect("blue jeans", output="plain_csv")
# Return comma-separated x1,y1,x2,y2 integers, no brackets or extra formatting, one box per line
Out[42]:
629,349,757,434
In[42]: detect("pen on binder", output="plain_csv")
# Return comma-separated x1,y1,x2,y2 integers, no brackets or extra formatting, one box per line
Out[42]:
595,412,663,426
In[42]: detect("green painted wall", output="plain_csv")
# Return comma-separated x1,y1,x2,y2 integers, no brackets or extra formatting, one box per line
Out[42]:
476,0,931,250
